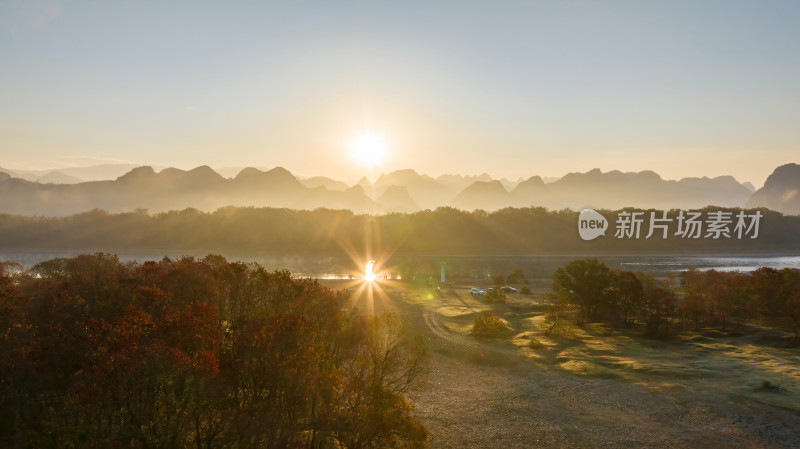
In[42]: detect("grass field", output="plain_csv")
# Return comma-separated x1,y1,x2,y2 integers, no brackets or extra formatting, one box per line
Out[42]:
322,277,800,448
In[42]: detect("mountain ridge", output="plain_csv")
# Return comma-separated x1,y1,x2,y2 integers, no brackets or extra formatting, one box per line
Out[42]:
747,163,800,215
0,164,794,216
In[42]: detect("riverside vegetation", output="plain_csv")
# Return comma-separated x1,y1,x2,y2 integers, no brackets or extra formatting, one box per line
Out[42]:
3,255,800,448
0,254,427,449
1,206,799,255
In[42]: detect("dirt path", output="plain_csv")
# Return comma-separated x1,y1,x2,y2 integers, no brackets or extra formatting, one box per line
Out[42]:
422,308,516,357
334,279,800,448
401,288,800,448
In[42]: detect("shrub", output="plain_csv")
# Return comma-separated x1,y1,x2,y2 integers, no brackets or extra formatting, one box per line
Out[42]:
540,291,573,336
485,288,506,304
520,286,532,294
471,312,509,338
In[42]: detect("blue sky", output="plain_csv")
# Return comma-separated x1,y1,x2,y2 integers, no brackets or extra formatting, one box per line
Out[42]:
1,0,799,185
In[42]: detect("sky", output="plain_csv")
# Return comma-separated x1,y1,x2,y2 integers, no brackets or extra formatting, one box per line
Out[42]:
1,0,799,186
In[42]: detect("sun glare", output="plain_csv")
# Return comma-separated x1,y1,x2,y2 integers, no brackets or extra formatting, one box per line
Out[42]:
349,131,388,168
364,260,376,282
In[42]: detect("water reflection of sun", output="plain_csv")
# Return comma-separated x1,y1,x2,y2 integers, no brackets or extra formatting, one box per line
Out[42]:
338,258,395,317
364,260,376,282
331,212,410,316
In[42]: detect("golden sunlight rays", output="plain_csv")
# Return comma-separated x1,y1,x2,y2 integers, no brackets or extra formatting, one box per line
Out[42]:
346,258,397,318
329,204,419,317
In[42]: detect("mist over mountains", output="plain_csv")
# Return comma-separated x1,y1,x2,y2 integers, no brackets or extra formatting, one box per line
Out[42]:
747,163,800,215
0,163,797,216
0,164,152,184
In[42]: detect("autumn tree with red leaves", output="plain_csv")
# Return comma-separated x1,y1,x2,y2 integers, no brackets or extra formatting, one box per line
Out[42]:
0,254,427,449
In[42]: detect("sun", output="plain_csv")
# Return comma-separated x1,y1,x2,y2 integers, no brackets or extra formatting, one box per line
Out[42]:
348,131,389,168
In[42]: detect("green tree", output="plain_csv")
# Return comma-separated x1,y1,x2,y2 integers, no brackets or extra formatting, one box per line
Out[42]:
611,270,643,325
485,287,506,304
641,282,676,338
540,291,571,335
552,258,614,324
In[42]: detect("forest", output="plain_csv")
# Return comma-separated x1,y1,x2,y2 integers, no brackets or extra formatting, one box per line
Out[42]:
547,259,800,340
0,206,798,255
0,254,427,448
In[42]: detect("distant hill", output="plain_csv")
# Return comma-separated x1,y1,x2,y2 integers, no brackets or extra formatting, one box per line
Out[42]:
0,166,380,216
52,164,148,181
372,169,452,210
747,163,800,215
36,172,85,184
435,173,493,195
0,163,787,215
446,169,753,212
0,164,154,182
510,176,549,207
500,177,525,191
300,176,349,191
540,169,753,211
450,180,509,211
377,185,420,212
0,167,85,184
214,166,271,179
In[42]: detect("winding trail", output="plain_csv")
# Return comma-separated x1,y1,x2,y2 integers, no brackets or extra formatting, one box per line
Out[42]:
397,286,800,448
422,308,481,350
343,280,800,448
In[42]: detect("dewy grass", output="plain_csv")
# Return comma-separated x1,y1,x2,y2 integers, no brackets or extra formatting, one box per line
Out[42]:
396,280,800,412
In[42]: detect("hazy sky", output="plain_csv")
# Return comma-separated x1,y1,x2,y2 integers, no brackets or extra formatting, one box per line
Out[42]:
1,0,799,186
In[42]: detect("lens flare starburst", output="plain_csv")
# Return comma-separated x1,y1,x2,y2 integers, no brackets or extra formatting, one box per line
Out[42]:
364,260,376,282
331,211,414,316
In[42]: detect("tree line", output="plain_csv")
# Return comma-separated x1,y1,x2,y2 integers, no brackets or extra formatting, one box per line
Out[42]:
0,254,427,448
548,258,800,341
0,206,798,255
